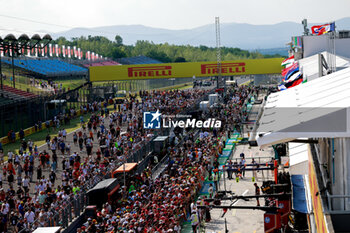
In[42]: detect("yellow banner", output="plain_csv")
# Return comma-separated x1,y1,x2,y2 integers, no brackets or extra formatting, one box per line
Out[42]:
308,146,329,233
89,58,283,82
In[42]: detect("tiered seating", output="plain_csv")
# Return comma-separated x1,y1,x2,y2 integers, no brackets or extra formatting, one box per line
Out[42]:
1,85,37,99
118,55,162,65
2,59,87,76
82,60,120,67
0,96,14,106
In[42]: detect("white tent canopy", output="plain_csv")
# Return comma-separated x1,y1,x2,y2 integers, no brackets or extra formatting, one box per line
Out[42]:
298,51,350,82
257,66,350,147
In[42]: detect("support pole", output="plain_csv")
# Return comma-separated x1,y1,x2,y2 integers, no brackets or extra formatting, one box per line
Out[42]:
11,50,15,88
215,17,221,89
0,51,2,90
318,53,323,77
223,165,227,193
274,159,278,184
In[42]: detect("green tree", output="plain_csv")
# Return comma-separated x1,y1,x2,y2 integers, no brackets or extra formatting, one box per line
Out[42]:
115,35,123,46
53,35,281,62
174,57,186,63
111,47,127,59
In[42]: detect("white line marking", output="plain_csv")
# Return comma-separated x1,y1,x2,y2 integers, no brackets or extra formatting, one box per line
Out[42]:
233,189,249,206
231,189,249,216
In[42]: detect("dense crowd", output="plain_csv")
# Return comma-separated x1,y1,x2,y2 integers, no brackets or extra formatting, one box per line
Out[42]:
78,132,218,232
0,88,210,232
75,86,257,233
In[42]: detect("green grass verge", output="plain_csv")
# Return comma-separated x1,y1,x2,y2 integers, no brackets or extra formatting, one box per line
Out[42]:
59,79,86,90
2,79,44,93
2,103,117,156
1,69,45,93
2,112,92,156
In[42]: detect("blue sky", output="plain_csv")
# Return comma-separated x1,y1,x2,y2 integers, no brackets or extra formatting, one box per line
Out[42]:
0,0,349,34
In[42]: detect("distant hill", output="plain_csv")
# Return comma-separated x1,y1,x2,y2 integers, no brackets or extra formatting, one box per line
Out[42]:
255,47,289,56
52,18,350,50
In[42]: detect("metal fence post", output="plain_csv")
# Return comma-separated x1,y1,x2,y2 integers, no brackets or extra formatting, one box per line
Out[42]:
68,202,72,223
75,196,80,217
80,193,85,212
63,208,68,228
55,212,59,226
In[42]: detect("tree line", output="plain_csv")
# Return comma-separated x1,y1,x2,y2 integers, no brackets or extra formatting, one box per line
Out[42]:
53,35,281,63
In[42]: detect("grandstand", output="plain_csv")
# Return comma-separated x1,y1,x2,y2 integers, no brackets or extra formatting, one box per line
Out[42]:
1,57,87,78
0,96,15,106
0,84,37,100
0,85,45,138
118,55,162,65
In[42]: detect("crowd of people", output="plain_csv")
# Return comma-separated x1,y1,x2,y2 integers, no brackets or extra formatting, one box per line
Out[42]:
75,86,257,233
30,78,63,93
0,88,212,232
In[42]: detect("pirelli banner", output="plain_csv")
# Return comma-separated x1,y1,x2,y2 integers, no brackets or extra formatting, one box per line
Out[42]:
89,57,283,82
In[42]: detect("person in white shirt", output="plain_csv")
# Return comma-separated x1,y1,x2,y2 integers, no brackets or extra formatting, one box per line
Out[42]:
1,203,9,216
24,209,35,224
7,151,13,161
65,160,70,170
66,143,71,155
35,182,40,194
38,182,45,192
50,142,56,152
22,176,30,193
62,129,67,140
197,149,202,160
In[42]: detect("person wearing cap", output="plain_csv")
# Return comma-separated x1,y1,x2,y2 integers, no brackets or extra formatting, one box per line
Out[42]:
10,210,19,229
83,217,92,228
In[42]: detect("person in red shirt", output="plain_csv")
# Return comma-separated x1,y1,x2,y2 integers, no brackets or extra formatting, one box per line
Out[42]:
73,160,80,170
89,131,94,141
73,169,80,180
7,161,16,175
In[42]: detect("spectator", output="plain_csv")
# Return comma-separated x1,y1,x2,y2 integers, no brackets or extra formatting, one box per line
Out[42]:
19,129,25,140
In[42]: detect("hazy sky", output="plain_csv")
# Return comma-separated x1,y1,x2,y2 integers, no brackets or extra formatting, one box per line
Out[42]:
0,0,349,34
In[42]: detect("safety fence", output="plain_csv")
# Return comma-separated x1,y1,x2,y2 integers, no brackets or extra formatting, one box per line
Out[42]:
182,167,209,224
1,99,92,145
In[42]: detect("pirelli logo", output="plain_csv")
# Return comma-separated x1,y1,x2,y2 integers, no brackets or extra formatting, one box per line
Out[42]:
128,66,172,78
201,63,246,75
